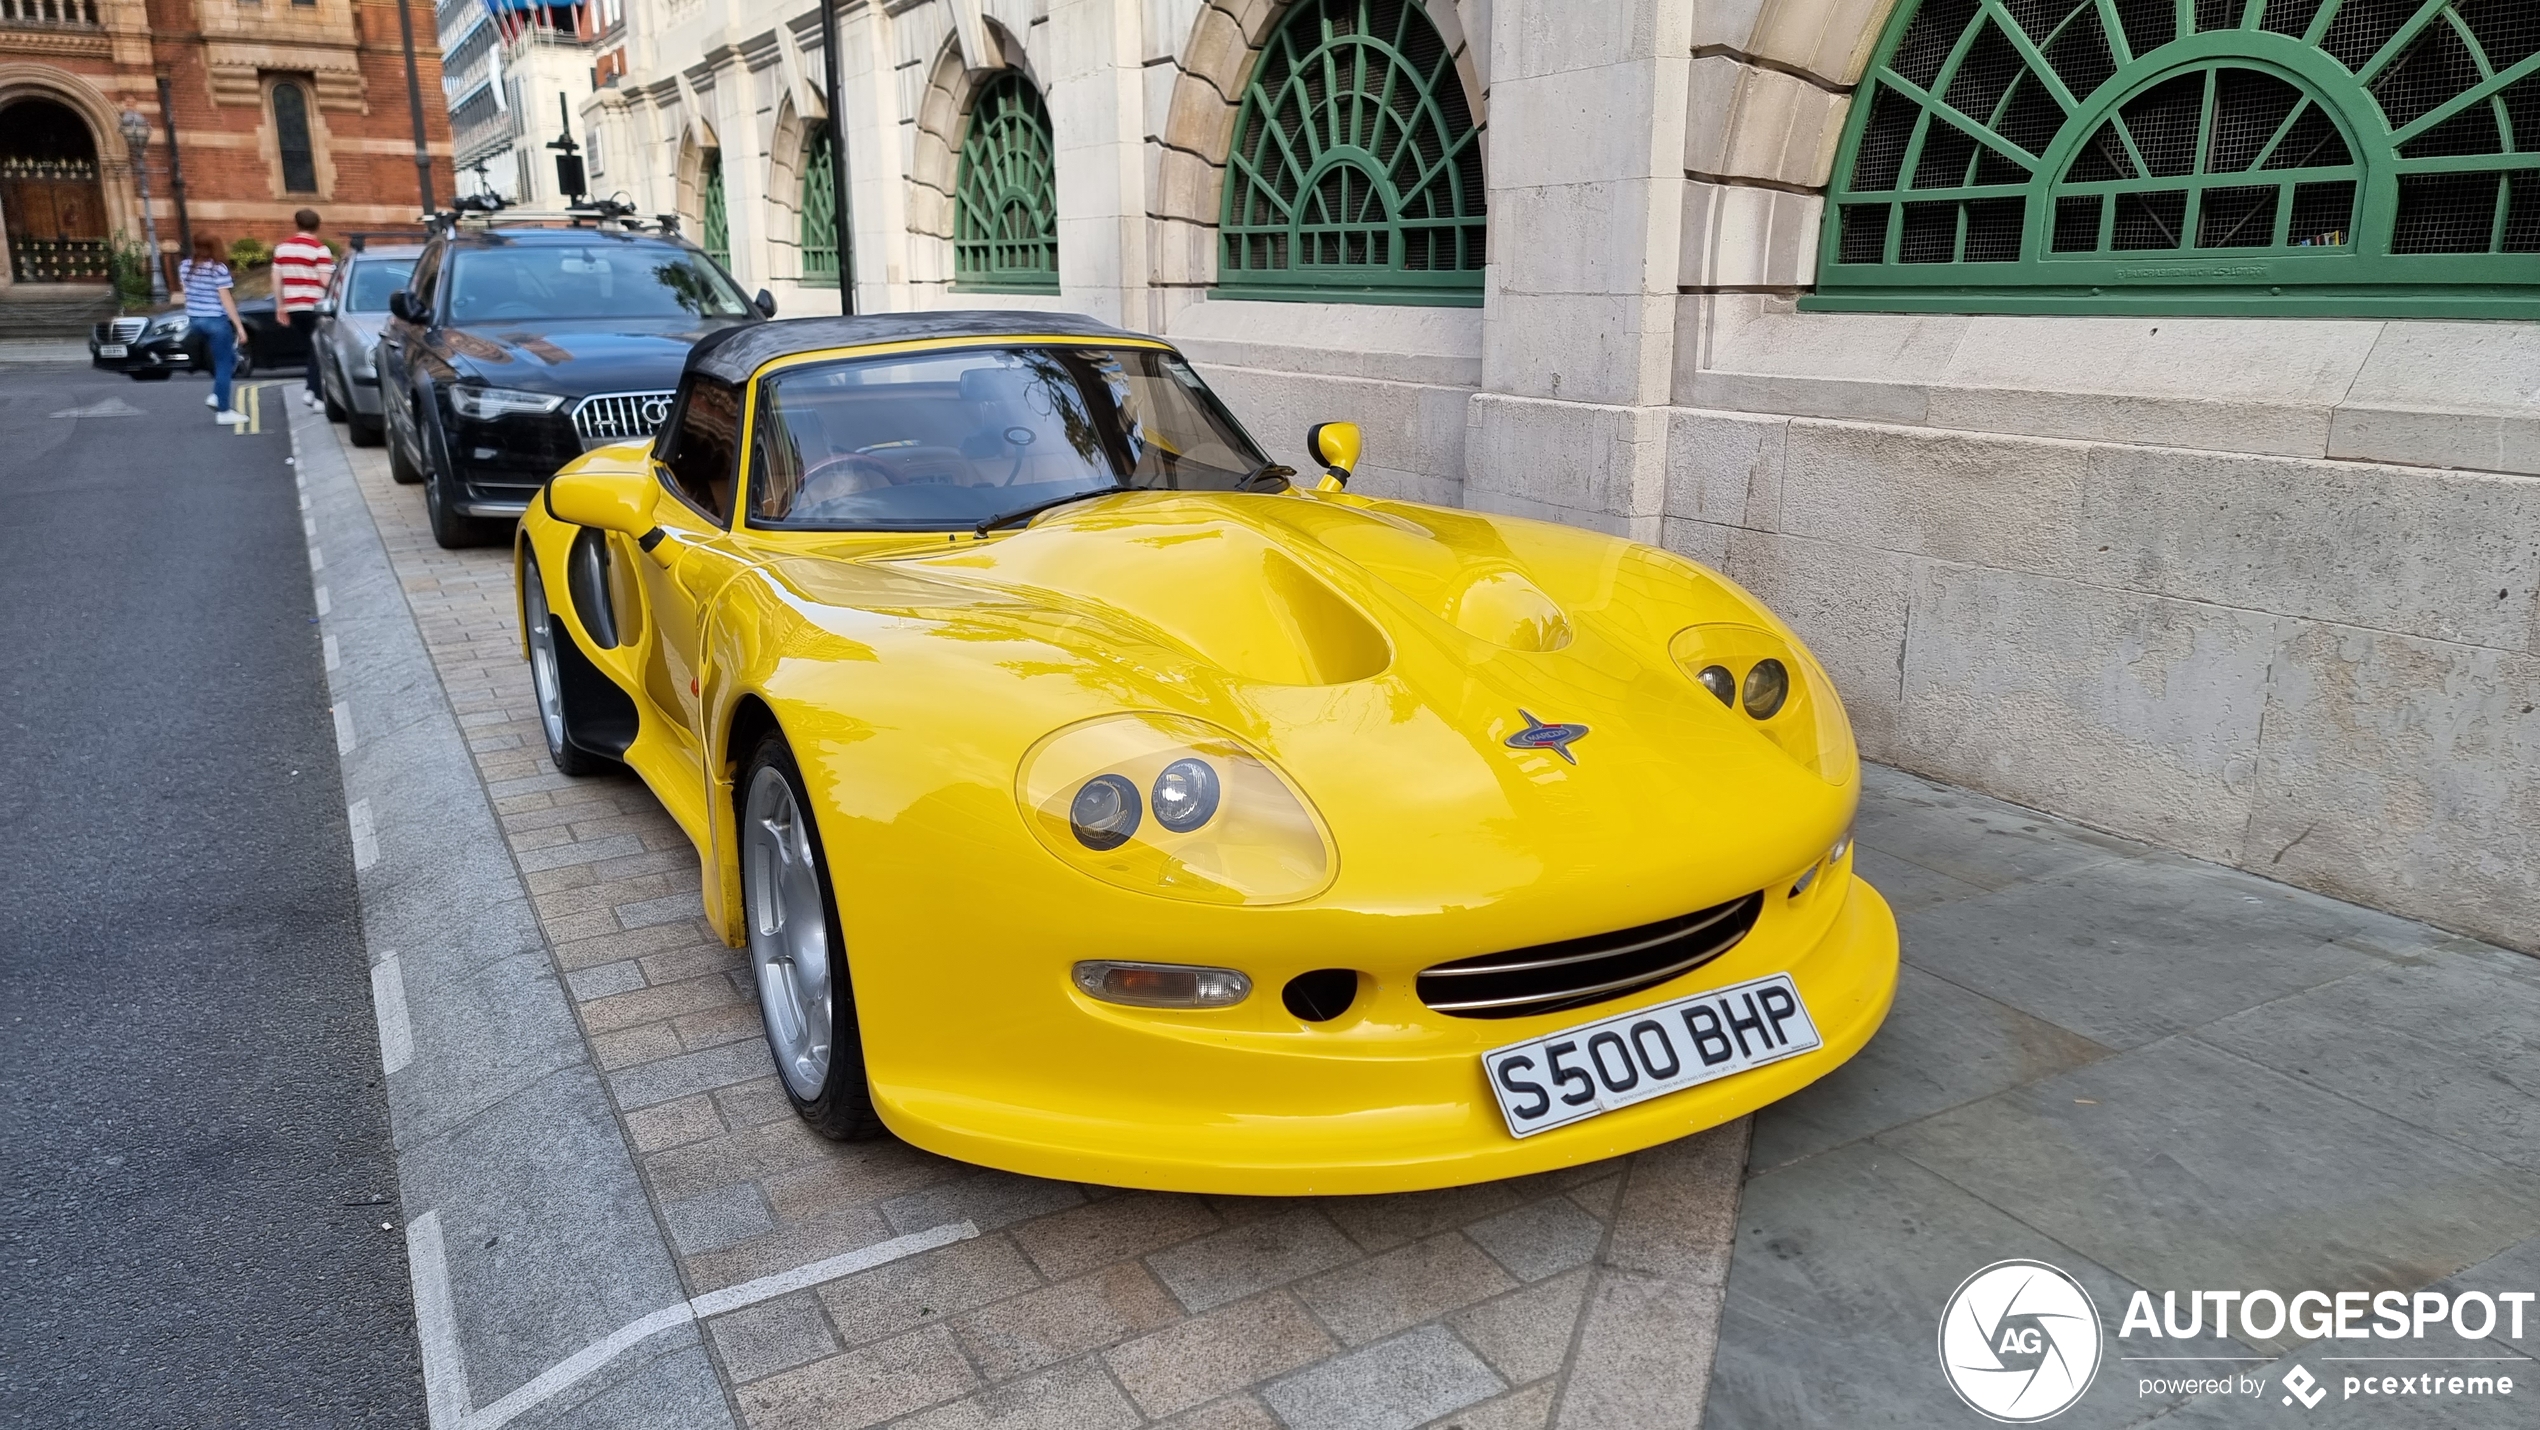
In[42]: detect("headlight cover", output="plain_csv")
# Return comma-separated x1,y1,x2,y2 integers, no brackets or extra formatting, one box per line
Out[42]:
449,385,566,419
145,313,188,338
1019,713,1335,905
1669,624,1858,785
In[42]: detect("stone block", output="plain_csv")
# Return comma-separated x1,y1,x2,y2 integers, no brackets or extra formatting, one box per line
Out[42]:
1492,179,1672,298
2245,623,2540,953
735,1325,977,1429
1486,290,1678,406
1686,59,1849,189
1680,179,1823,290
1469,392,1669,524
1145,1205,1359,1312
1462,1195,1605,1283
1897,567,2284,864
1103,1291,1338,1418
817,1234,1045,1347
1746,0,1900,86
706,1290,839,1384
893,1357,1143,1430
1168,297,1484,387
1292,1233,1518,1345
951,1262,1183,1379
663,1180,776,1255
1258,1325,1507,1430
2076,446,2540,650
1658,515,1735,568
2334,320,2540,476
2330,403,2540,482
1662,408,1785,529
1445,1266,1590,1385
1778,419,2088,577
1495,0,1668,84
1011,1190,1221,1281
1485,64,1666,190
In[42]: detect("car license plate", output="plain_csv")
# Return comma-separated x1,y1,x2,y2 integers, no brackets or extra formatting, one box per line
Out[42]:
98,343,127,357
1482,973,1822,1138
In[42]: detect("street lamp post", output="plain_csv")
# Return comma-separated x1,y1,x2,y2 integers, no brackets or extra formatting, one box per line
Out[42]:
117,108,168,304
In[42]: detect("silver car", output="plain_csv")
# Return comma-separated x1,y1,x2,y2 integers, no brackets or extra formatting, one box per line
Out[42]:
313,242,422,447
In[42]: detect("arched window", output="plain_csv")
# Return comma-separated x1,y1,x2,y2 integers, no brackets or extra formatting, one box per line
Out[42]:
954,72,1059,292
799,121,842,287
1812,0,2540,317
700,149,729,267
1219,0,1485,305
272,81,317,194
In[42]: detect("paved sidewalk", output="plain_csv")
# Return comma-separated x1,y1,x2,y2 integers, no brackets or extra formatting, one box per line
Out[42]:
1706,769,2540,1428
318,417,1751,1430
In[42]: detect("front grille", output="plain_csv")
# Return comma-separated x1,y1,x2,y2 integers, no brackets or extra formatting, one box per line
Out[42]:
95,317,144,344
571,389,676,449
1416,892,1766,1020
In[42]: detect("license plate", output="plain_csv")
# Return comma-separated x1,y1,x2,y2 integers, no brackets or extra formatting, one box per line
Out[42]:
98,344,127,357
1482,973,1822,1138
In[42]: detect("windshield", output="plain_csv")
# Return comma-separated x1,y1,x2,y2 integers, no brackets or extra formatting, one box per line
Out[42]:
446,243,751,323
748,346,1272,531
346,259,415,313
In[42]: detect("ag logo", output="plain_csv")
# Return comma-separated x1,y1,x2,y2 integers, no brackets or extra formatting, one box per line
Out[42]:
1939,1260,2103,1422
640,396,672,427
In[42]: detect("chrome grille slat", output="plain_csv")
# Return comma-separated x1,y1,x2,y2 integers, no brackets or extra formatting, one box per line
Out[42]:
571,389,676,448
95,317,144,344
1415,891,1767,1021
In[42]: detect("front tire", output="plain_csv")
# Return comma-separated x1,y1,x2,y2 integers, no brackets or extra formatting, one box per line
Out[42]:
520,549,616,777
386,400,424,483
741,736,885,1141
423,417,500,549
322,364,347,422
350,412,385,448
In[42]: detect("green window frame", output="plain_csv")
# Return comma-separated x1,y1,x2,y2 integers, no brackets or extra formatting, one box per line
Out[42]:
701,149,730,269
1217,0,1485,306
1811,0,2540,318
954,72,1060,293
800,121,840,288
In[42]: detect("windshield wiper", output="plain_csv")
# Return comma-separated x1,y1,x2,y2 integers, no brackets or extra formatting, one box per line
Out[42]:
975,482,1128,537
1237,462,1295,492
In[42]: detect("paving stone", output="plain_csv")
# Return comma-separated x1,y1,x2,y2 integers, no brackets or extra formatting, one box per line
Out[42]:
1320,1184,1525,1255
684,1205,897,1292
643,1119,841,1202
1462,1197,1606,1285
1147,1206,1360,1313
1010,1191,1223,1281
1292,1233,1518,1347
736,1324,976,1430
623,1094,725,1153
564,959,648,1002
891,1356,1142,1430
609,1039,775,1110
674,1001,764,1052
707,1291,840,1383
618,890,710,928
582,976,741,1034
515,833,649,872
664,1181,778,1256
880,1170,1088,1236
952,1261,1184,1380
1443,1379,1556,1430
1104,1291,1338,1418
1257,1325,1505,1430
761,1142,961,1224
1147,1395,1282,1430
711,1076,796,1129
1445,1267,1590,1387
591,1022,684,1072
817,1234,1045,1348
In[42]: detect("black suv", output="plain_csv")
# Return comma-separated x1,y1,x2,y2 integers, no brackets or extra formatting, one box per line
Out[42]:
377,222,769,547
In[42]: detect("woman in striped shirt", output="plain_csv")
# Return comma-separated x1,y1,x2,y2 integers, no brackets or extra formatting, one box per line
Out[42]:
179,234,251,425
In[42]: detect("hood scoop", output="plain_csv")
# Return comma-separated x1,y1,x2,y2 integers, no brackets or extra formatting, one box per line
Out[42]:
901,501,1392,686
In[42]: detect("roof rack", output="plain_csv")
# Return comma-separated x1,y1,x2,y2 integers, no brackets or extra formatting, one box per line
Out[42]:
421,194,684,238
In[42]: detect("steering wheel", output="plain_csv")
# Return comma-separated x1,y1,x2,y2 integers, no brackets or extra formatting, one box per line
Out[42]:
796,454,900,511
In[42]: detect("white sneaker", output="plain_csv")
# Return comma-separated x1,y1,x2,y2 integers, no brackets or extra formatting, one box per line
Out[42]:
215,409,249,425
301,389,320,409
205,392,218,407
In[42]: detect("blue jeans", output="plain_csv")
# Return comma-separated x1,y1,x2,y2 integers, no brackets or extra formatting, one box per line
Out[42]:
190,316,236,411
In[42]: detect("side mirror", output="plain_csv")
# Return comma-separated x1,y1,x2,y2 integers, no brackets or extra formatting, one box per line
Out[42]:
546,467,659,539
753,288,778,318
1305,421,1361,491
314,298,337,317
387,290,421,324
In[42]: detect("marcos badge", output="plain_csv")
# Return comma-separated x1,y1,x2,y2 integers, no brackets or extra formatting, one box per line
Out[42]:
1504,710,1590,764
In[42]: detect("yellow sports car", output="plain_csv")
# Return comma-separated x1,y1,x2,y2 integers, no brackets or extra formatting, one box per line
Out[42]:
516,312,1898,1195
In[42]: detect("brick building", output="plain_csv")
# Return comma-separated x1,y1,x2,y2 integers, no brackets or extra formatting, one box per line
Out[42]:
0,0,457,315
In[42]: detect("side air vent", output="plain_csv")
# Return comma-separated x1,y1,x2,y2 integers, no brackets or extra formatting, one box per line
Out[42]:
1415,893,1766,1021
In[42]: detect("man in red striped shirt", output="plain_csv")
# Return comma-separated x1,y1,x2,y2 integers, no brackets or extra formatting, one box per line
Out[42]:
273,209,337,409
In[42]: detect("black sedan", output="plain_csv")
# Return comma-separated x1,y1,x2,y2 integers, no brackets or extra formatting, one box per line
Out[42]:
377,223,769,548
89,288,310,381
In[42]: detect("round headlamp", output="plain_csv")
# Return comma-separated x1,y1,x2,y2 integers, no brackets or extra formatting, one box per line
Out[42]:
1069,774,1141,850
1151,758,1220,833
1668,624,1857,785
1742,658,1790,719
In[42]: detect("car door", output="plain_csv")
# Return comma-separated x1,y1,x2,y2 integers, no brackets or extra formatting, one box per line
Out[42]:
637,371,754,758
377,239,441,458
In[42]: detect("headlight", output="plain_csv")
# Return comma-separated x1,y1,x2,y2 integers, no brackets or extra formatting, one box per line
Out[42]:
1018,713,1335,905
1669,624,1857,784
145,313,187,338
448,385,566,419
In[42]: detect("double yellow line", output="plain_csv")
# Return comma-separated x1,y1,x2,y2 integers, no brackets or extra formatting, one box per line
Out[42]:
232,381,266,437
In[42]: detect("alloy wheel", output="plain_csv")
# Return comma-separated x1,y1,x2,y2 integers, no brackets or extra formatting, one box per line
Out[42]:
743,765,834,1101
521,561,568,758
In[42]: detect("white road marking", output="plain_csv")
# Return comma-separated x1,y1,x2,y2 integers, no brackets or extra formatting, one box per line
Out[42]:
308,544,324,571
407,1212,475,1430
314,585,330,616
323,634,340,672
332,700,356,754
304,516,318,539
348,798,379,871
371,951,413,1074
405,1218,979,1430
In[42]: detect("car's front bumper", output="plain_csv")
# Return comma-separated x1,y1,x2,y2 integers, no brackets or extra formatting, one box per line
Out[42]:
90,335,194,372
440,402,583,516
865,872,1899,1195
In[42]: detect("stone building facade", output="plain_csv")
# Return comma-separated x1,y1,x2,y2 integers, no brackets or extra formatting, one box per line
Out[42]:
0,0,455,296
579,0,2539,951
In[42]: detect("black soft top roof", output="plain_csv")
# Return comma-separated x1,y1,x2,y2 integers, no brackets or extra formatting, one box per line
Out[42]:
688,310,1148,383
